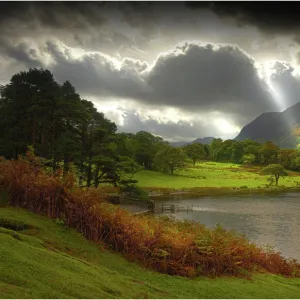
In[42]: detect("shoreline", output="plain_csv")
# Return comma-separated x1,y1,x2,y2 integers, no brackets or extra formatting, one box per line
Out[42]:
104,186,300,203
147,186,300,199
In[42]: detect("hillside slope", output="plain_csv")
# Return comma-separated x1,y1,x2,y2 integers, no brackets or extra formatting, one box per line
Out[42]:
235,102,300,148
2,207,300,299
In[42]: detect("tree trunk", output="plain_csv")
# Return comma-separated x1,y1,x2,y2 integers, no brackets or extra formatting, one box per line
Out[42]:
275,174,279,186
94,165,100,187
63,153,70,176
79,133,86,186
52,153,59,172
170,165,174,175
32,117,36,147
86,158,92,187
63,119,70,176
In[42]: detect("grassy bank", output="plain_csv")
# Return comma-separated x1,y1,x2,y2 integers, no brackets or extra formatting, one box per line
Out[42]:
2,207,300,299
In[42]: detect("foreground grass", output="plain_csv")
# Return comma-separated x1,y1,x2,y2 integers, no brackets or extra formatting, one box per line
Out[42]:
1,207,300,299
134,162,300,191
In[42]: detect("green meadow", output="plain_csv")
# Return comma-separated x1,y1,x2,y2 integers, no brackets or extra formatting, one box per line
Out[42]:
2,206,300,299
133,161,300,191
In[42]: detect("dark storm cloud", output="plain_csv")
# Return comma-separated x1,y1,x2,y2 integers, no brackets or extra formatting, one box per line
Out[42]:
186,2,300,35
0,38,42,68
143,43,276,117
0,1,299,65
0,2,160,56
46,42,149,100
2,1,298,36
45,41,276,124
0,2,118,60
0,2,106,30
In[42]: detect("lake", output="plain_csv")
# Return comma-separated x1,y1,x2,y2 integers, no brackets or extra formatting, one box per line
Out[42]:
153,192,300,261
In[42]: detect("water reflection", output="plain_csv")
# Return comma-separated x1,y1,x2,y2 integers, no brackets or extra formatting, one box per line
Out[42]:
154,193,300,260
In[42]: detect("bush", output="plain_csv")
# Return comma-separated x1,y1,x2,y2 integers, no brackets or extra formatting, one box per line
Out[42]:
119,184,154,209
0,218,32,231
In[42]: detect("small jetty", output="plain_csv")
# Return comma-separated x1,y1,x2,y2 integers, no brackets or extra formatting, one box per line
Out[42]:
157,204,192,212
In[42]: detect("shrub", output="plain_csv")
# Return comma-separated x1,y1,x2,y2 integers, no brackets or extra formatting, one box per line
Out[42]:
0,218,32,231
119,184,154,210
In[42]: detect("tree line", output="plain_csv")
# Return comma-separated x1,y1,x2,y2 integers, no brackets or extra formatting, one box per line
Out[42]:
1,68,300,188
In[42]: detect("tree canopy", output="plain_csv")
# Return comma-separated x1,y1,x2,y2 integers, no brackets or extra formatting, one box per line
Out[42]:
260,164,288,186
183,143,206,166
154,146,187,175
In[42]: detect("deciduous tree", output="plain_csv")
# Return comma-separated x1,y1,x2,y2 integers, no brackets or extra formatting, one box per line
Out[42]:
184,143,205,166
154,146,187,175
260,164,287,186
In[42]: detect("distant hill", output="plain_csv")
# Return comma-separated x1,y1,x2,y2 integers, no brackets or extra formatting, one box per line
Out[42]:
235,102,300,148
190,137,215,145
169,137,215,147
169,141,188,147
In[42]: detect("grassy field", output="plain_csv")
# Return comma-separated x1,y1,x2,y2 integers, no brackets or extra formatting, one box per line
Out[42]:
2,207,300,299
133,162,300,190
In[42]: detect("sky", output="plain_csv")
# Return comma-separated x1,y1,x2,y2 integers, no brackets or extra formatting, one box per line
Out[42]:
1,1,300,142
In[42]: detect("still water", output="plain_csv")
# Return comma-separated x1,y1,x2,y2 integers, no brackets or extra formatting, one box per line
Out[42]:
153,193,300,261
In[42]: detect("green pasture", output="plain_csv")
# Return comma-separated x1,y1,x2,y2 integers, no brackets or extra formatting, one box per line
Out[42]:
134,162,300,190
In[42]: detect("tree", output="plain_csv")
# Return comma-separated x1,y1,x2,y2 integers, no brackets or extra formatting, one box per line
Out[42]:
0,68,140,190
240,139,261,164
184,143,205,166
277,149,297,170
260,141,279,165
213,140,243,163
210,138,223,160
242,154,255,166
115,133,137,159
292,156,300,171
56,80,84,175
260,164,288,186
230,141,244,163
202,144,210,159
154,146,187,175
0,68,61,159
134,131,167,169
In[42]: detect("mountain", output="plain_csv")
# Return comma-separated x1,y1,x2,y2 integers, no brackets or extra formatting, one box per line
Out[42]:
169,141,188,147
235,102,300,148
190,137,215,145
169,137,215,147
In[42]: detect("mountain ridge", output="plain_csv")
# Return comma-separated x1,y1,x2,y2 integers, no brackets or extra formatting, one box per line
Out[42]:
235,101,300,148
